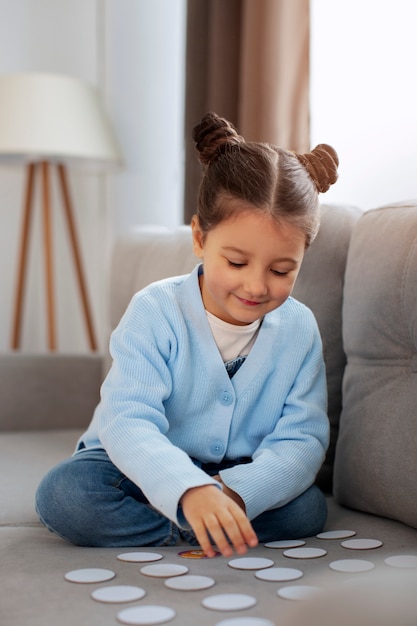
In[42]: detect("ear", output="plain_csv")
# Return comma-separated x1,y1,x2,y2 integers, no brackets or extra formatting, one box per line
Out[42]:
191,215,204,259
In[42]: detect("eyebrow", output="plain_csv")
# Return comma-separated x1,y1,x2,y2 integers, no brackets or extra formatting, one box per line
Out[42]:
222,246,300,264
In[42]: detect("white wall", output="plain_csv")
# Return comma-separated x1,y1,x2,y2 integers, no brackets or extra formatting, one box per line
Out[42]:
0,0,186,353
310,0,417,210
104,0,186,234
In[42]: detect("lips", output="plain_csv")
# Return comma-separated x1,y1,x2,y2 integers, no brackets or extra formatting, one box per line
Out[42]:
235,295,263,307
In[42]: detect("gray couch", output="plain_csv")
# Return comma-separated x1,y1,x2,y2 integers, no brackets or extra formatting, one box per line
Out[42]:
2,202,417,626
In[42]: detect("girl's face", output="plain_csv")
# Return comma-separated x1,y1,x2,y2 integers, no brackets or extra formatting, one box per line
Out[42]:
192,207,306,326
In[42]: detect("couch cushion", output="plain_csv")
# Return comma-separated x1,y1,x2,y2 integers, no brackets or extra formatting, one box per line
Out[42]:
334,202,417,528
293,203,362,492
0,354,101,430
104,226,198,373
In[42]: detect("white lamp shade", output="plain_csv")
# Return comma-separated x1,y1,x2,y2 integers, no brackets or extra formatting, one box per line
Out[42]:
0,73,123,167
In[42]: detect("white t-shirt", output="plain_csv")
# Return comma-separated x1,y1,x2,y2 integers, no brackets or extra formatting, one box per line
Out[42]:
206,311,261,362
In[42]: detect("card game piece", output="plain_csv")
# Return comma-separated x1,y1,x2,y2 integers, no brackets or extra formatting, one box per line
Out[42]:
117,605,176,625
117,552,163,563
384,554,417,568
316,530,356,540
227,557,274,570
255,567,303,582
341,538,383,550
264,539,305,549
202,593,257,611
215,618,275,626
91,585,146,603
329,559,375,573
64,568,116,584
178,549,221,559
140,563,189,578
164,574,216,591
283,547,327,559
277,585,321,600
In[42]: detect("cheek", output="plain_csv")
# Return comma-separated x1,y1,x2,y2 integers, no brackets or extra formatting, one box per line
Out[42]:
202,268,224,296
206,263,233,286
271,279,296,301
207,272,232,296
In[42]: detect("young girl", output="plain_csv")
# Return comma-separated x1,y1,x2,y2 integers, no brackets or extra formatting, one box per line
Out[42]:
36,112,339,558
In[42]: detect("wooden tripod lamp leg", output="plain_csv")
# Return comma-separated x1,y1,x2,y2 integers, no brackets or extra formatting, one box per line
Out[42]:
11,161,97,351
41,161,56,351
57,164,98,351
11,163,36,350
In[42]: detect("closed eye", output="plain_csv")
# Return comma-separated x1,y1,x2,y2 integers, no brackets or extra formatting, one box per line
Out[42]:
271,269,289,276
227,260,246,268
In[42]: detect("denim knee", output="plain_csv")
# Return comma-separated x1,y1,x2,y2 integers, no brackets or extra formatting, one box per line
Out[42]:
251,485,327,543
35,457,93,544
35,451,181,548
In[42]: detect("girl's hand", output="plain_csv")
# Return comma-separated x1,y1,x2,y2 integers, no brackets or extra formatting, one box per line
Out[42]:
180,484,258,558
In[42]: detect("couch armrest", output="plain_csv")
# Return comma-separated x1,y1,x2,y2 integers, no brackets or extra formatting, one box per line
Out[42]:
0,354,102,431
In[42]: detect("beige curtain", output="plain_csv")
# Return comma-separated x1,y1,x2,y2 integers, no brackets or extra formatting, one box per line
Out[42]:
184,0,310,222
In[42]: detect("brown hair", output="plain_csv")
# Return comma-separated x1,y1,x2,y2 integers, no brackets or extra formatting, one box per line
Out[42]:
193,112,339,246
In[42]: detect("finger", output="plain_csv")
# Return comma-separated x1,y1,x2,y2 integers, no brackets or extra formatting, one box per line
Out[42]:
198,511,236,557
221,518,249,555
208,508,253,557
236,515,258,548
207,521,234,558
189,518,217,558
223,507,258,553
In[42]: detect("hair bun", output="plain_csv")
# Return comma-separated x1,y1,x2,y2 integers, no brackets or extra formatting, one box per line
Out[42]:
296,144,339,193
193,112,244,166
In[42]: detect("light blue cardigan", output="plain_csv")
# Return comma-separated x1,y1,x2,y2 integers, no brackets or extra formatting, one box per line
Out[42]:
78,264,329,526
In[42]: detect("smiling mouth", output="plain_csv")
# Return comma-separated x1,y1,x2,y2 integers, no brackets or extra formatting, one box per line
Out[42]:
236,295,264,307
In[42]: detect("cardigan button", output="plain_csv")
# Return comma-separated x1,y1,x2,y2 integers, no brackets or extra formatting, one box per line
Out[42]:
220,391,233,405
210,442,225,456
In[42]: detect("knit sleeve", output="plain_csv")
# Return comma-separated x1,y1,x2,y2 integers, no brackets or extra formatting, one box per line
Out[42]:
95,292,220,526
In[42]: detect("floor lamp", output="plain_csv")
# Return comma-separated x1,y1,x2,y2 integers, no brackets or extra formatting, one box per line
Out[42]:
0,73,122,351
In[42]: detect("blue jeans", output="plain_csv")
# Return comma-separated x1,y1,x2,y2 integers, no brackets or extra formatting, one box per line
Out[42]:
35,448,327,547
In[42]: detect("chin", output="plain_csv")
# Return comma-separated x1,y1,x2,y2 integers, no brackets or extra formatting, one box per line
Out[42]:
231,312,261,325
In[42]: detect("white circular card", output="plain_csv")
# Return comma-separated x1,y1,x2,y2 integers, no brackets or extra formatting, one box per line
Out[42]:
283,547,327,559
117,605,176,625
277,585,321,600
316,530,356,540
117,552,163,563
202,593,257,611
91,585,146,604
228,557,274,570
255,567,303,582
329,559,375,573
341,538,383,550
264,539,305,549
64,568,116,584
164,575,215,591
140,563,188,578
216,617,275,626
385,554,417,568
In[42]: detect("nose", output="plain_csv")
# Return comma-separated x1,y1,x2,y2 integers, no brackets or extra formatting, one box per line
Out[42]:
243,271,268,298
